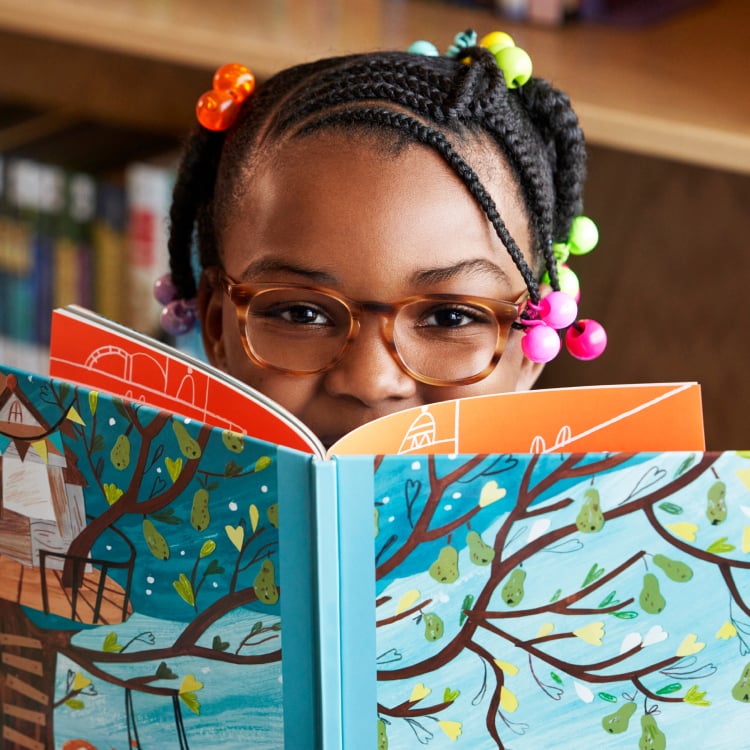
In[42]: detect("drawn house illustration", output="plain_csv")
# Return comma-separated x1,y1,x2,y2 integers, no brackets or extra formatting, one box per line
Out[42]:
398,407,439,454
0,371,87,569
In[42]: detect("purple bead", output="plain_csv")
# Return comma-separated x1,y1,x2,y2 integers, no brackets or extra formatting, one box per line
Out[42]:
153,273,178,305
565,319,607,360
160,299,197,336
540,291,577,330
521,323,561,363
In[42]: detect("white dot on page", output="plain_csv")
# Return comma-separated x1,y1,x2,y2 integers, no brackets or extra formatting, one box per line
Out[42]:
444,504,453,511
146,589,152,596
229,501,238,511
452,492,461,499
109,418,116,426
411,461,421,471
382,496,390,504
261,485,268,493
388,516,395,523
147,576,155,584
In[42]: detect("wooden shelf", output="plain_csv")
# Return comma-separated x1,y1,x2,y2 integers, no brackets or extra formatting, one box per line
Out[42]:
0,0,747,172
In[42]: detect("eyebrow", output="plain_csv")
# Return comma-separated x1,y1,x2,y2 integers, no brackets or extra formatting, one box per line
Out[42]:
239,258,339,284
410,258,513,286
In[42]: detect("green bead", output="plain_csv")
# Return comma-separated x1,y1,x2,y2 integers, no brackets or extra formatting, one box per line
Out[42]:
495,46,533,88
408,40,439,56
569,215,599,255
552,241,570,262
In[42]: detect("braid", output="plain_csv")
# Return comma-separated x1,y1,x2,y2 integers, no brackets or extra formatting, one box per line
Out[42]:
167,42,588,306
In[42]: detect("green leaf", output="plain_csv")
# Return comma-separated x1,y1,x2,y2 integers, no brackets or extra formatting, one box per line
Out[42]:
255,455,272,472
550,672,563,685
598,692,617,703
92,434,105,453
205,559,225,576
102,632,123,653
582,563,605,587
550,588,562,603
155,662,178,680
152,507,182,525
224,460,243,477
658,501,684,515
443,687,460,703
706,537,735,555
65,698,85,710
656,682,682,695
610,610,639,619
172,573,195,606
179,692,201,715
212,635,230,652
200,540,217,558
250,621,263,635
674,455,696,478
598,590,618,608
684,684,711,707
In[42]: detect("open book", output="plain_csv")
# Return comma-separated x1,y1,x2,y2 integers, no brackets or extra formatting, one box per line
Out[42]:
3,306,748,750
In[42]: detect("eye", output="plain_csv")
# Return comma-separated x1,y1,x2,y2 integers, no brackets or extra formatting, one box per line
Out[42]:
419,303,492,328
265,302,333,326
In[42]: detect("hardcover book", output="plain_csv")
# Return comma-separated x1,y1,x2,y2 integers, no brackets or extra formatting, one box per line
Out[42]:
2,306,747,750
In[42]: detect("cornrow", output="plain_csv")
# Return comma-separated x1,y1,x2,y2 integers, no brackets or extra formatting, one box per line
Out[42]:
167,44,587,309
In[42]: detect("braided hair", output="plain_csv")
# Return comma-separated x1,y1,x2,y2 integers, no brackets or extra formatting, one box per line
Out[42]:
167,43,587,309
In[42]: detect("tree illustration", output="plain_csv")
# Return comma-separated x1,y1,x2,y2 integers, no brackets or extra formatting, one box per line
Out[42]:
372,451,750,749
0,378,284,749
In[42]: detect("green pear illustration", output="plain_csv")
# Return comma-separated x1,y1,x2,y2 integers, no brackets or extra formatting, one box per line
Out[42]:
429,545,459,583
221,428,244,453
377,718,388,750
466,530,495,566
143,518,170,560
732,661,750,702
639,572,666,614
706,479,727,524
501,568,526,607
601,701,636,734
253,559,279,604
576,487,605,532
267,503,279,529
652,553,693,582
190,488,210,531
638,713,666,750
423,612,444,641
172,420,202,459
110,434,131,470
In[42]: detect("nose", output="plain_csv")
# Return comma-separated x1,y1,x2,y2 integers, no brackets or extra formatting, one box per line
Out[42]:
323,317,417,407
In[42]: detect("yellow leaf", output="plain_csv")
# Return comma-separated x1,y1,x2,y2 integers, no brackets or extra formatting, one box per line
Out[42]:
479,480,506,507
499,686,518,713
66,405,86,425
71,672,92,692
225,524,245,551
396,589,421,614
735,468,750,491
409,683,431,703
716,620,737,640
676,633,705,657
666,522,699,542
493,659,519,676
179,674,203,694
573,621,605,646
165,456,183,483
437,720,462,740
536,622,555,638
249,504,259,533
743,527,750,554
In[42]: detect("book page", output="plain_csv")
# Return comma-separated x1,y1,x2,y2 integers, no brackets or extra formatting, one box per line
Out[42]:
48,306,323,456
329,382,705,456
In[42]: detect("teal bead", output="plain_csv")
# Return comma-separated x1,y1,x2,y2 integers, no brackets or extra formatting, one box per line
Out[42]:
408,40,439,56
495,46,533,88
569,215,599,255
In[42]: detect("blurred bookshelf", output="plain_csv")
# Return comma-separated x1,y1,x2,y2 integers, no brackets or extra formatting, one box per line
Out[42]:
0,0,747,447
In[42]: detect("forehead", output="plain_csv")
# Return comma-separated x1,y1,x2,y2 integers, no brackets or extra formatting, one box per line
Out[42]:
220,130,531,293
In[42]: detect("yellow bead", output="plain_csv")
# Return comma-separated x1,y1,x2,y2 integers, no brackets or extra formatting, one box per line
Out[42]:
480,31,515,55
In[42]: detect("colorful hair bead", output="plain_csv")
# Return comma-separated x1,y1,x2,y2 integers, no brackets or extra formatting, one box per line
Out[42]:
408,40,439,56
565,319,607,360
196,63,256,132
153,273,198,335
522,322,561,363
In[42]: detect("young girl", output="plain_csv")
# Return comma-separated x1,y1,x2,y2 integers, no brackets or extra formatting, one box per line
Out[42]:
157,29,605,446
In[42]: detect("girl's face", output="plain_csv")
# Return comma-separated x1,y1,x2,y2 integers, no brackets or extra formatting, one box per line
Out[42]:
201,132,543,447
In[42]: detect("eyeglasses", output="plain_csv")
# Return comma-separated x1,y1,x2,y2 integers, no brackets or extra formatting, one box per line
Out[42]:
219,274,526,386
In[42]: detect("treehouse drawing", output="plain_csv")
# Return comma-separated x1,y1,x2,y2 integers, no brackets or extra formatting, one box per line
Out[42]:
0,370,133,625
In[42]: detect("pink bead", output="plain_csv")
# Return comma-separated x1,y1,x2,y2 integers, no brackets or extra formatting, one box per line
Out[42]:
521,324,561,363
539,291,577,330
565,319,607,360
161,299,197,336
153,273,177,305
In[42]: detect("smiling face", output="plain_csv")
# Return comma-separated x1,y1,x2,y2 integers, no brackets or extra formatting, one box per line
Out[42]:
200,131,543,446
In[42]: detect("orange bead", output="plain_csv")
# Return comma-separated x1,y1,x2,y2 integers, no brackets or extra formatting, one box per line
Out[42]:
213,63,255,102
196,89,240,131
